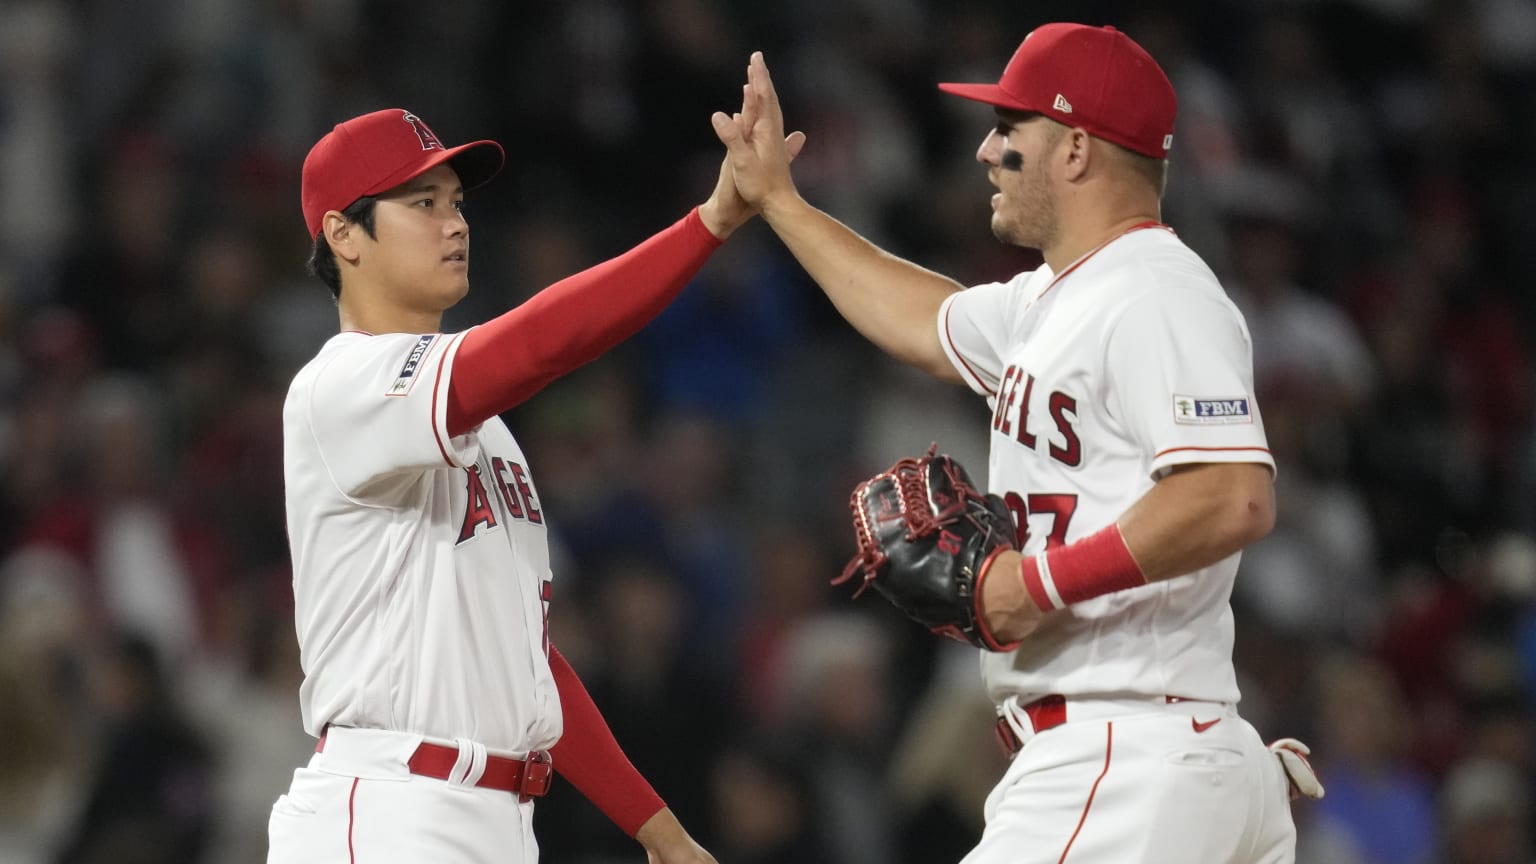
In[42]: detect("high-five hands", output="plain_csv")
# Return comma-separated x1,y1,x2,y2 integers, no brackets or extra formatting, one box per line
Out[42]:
700,52,806,238
711,52,806,218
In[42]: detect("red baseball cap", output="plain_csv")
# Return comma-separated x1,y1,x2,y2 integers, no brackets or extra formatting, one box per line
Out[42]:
300,108,505,238
938,23,1177,159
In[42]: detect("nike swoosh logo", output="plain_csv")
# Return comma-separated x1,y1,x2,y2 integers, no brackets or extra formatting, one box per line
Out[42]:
1192,717,1222,733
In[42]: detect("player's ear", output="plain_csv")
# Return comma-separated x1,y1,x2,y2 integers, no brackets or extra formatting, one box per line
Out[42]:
324,211,363,264
1062,128,1092,182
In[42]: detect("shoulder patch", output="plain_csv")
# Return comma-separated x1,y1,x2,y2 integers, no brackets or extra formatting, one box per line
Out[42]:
387,335,437,396
1173,395,1253,425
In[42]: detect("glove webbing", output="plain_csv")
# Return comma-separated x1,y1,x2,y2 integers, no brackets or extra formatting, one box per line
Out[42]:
835,446,975,597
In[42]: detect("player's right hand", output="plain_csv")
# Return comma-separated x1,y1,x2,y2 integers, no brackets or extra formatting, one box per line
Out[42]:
712,51,804,216
700,124,805,239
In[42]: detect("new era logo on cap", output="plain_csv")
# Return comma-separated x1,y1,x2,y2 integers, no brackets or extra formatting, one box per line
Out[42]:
300,109,506,239
937,23,1177,159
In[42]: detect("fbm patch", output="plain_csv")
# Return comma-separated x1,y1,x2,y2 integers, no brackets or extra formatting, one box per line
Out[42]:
387,335,437,396
1173,395,1252,425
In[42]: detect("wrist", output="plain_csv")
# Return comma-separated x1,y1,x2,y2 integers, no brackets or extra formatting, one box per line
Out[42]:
977,549,1040,647
1020,523,1146,611
757,188,804,226
696,199,747,240
635,808,684,853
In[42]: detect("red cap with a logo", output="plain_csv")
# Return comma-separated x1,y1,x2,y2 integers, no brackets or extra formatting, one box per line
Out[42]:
938,23,1177,159
300,109,505,238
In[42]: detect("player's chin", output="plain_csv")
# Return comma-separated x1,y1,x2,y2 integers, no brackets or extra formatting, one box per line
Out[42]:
432,274,471,306
990,216,1038,250
990,217,1019,246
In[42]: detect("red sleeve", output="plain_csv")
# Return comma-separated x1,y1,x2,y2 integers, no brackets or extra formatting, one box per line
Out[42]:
548,645,666,837
447,208,721,437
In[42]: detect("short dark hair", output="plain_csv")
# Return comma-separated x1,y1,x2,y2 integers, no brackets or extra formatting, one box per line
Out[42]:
306,196,378,301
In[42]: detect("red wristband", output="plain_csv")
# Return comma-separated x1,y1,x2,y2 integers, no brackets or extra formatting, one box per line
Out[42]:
1019,523,1145,611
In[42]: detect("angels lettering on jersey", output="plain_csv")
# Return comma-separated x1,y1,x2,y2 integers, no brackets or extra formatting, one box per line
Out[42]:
991,364,1084,553
991,364,1082,468
459,455,543,544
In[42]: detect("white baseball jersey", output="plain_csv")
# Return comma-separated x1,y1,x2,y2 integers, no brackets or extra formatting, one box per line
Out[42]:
283,329,560,753
938,224,1273,707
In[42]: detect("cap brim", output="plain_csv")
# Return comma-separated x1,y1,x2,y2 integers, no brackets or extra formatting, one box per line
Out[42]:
360,139,506,199
445,140,505,190
937,82,1033,113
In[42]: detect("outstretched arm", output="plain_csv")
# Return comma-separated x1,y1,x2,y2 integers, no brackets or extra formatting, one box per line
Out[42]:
446,210,719,437
446,122,805,437
714,52,966,382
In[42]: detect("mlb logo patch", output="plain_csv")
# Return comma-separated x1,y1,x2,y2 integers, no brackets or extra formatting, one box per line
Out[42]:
387,335,437,396
1173,395,1253,425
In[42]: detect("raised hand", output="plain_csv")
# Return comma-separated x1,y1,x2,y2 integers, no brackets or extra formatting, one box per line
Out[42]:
699,118,805,239
711,51,805,216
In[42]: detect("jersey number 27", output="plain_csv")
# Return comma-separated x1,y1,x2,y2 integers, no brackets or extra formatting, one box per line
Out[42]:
1003,492,1079,550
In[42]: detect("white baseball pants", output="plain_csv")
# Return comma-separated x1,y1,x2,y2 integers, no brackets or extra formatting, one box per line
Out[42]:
964,697,1296,864
266,727,539,864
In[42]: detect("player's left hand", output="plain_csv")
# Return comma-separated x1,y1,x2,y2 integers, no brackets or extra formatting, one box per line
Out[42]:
838,447,1025,651
636,808,720,864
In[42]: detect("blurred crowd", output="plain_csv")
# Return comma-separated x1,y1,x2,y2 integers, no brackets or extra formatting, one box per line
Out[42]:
2,0,1536,862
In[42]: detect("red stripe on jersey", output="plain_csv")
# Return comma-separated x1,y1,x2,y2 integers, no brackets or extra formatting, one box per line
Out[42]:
943,300,997,397
429,332,465,467
347,777,360,863
1058,722,1113,863
1152,445,1273,461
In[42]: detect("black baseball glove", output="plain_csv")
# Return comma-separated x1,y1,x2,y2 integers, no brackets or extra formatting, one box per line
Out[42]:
835,446,1020,651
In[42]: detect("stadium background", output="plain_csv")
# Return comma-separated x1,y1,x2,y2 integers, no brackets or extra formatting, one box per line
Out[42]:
2,0,1536,862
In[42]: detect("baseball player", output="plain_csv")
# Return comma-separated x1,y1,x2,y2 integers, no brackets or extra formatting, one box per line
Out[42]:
270,107,802,864
714,26,1315,863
